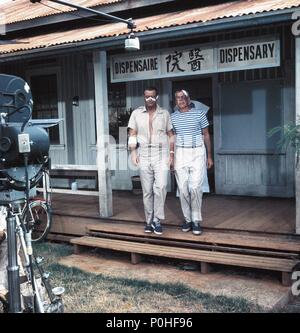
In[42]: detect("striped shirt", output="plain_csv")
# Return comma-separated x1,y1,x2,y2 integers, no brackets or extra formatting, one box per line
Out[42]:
171,107,209,148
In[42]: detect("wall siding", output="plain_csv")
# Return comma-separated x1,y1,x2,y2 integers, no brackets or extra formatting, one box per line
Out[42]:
214,24,295,198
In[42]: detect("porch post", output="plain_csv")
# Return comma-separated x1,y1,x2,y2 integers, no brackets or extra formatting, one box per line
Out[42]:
93,50,113,217
296,36,300,234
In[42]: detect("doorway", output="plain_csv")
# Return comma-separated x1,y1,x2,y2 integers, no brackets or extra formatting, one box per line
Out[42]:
172,77,215,193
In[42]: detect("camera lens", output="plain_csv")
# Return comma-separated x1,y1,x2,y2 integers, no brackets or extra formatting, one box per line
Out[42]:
16,90,26,108
0,137,11,152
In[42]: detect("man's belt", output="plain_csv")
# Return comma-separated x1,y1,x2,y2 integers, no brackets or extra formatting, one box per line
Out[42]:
176,144,203,148
139,143,163,148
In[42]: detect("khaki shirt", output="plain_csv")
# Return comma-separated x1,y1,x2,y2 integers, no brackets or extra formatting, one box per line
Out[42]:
128,105,173,146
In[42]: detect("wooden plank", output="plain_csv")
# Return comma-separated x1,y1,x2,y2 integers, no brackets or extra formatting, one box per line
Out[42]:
51,164,97,171
87,230,299,259
86,222,300,253
50,211,300,257
93,50,113,217
200,262,212,274
47,188,99,196
70,237,299,272
131,253,142,265
49,215,101,236
46,233,74,243
74,244,84,255
281,272,292,286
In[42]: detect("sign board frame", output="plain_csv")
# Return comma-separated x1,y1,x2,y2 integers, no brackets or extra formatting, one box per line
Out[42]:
110,35,280,82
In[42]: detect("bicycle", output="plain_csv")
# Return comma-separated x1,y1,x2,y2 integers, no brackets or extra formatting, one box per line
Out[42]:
0,173,62,313
21,170,53,243
21,197,52,243
0,201,64,313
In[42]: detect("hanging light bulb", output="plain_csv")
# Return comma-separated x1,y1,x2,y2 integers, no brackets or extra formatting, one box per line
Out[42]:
125,32,140,51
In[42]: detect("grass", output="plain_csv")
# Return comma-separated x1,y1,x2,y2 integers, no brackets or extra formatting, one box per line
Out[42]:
31,242,263,313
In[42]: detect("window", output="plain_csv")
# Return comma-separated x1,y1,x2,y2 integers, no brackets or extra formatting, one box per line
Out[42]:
30,74,60,144
220,80,283,151
108,82,128,142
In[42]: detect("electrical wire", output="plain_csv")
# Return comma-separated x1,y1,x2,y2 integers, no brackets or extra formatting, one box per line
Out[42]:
4,104,32,132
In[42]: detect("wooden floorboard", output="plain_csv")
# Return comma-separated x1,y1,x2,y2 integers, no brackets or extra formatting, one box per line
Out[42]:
51,192,296,235
87,231,299,258
216,199,292,232
85,222,300,253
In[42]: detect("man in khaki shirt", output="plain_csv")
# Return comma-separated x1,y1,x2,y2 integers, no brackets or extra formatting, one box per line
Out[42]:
128,87,174,235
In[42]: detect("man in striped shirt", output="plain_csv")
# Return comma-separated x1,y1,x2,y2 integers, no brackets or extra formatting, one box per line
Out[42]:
171,89,213,235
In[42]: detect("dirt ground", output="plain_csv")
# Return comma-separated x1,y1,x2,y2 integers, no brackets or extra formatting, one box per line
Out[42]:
59,249,291,311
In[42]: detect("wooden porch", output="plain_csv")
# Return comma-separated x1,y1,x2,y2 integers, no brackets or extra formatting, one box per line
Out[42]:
48,192,300,286
50,191,296,236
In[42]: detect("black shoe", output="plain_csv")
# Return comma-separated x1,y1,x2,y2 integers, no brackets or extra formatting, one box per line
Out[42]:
192,222,202,235
144,224,153,233
151,222,163,235
181,222,192,232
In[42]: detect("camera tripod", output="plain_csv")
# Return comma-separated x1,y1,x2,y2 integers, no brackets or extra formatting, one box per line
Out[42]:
3,199,64,313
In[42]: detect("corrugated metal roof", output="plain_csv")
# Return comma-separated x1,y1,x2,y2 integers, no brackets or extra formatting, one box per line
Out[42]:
1,0,300,55
2,0,125,25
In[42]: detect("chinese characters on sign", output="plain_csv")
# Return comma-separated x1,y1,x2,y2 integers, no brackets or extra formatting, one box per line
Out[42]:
165,51,184,72
188,48,205,71
110,38,280,82
163,47,212,74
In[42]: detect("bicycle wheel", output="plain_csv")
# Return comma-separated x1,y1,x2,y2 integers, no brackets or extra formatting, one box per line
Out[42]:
28,201,52,242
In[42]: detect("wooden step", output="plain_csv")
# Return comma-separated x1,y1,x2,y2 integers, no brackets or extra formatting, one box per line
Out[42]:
70,236,299,285
87,230,299,259
86,222,300,253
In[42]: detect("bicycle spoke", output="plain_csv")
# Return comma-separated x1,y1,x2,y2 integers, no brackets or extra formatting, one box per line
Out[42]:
28,202,52,242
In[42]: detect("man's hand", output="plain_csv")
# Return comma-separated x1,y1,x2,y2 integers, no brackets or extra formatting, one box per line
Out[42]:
131,151,139,166
207,157,214,169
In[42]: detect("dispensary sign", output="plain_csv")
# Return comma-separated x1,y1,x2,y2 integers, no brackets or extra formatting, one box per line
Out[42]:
110,37,280,82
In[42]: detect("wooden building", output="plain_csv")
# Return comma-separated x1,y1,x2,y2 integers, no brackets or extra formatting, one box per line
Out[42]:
1,0,300,260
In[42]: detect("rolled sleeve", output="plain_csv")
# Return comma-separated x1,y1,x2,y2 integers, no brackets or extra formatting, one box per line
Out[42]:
166,113,173,132
128,111,137,131
200,113,209,129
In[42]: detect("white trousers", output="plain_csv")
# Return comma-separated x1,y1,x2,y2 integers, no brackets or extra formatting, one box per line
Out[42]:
138,147,169,224
175,145,206,223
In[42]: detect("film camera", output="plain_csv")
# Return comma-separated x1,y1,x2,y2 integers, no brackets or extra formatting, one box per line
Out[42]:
0,73,60,203
0,74,63,313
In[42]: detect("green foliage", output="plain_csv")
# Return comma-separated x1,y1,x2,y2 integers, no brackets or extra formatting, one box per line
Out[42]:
268,120,300,166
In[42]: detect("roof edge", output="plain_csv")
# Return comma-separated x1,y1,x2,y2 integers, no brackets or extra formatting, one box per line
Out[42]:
0,8,297,62
4,0,177,31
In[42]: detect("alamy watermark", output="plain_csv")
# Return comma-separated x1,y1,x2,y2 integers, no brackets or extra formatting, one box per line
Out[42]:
292,11,300,36
98,128,174,172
